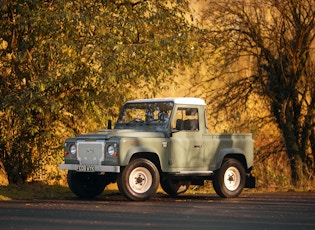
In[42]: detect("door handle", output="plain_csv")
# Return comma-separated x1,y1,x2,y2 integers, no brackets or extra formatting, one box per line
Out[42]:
194,145,202,148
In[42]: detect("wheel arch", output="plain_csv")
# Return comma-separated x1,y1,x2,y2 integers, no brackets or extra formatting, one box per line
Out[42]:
216,148,248,172
128,152,162,172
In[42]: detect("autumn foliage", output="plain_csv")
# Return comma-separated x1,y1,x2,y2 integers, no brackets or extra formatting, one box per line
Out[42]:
0,0,314,190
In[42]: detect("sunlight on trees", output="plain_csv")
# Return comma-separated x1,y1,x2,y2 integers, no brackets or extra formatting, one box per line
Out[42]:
200,0,315,187
0,0,314,191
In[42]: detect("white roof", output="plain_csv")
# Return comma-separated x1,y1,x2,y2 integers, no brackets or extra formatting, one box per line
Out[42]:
126,97,206,106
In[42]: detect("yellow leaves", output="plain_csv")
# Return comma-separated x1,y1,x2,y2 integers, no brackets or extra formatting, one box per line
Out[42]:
38,83,45,92
62,110,74,118
0,39,8,50
61,44,76,58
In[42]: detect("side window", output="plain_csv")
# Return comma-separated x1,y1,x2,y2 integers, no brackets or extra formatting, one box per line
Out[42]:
172,107,199,131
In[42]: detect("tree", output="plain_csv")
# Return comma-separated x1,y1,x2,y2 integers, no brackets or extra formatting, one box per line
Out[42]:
0,0,201,183
201,0,315,186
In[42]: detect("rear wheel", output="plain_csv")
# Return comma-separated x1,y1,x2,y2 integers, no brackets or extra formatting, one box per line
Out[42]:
67,171,110,199
212,158,246,198
117,158,160,201
160,176,190,196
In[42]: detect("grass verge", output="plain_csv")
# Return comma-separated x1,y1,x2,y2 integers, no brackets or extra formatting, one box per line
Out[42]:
1,181,313,201
0,183,75,200
0,182,121,200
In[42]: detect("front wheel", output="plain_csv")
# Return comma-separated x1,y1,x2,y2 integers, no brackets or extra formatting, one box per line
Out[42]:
67,171,110,199
117,158,160,201
212,158,246,198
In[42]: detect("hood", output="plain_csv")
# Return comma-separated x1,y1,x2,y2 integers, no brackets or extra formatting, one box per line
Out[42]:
75,129,166,140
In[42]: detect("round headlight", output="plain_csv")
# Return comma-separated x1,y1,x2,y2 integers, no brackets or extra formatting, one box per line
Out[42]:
70,145,77,155
107,145,115,156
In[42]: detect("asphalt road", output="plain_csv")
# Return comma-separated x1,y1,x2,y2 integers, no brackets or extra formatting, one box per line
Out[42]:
0,192,314,230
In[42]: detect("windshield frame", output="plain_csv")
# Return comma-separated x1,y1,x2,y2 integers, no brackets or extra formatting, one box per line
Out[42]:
115,101,174,131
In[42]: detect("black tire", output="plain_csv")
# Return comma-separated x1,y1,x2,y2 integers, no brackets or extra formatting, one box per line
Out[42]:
160,176,190,196
212,158,246,198
67,171,109,199
117,158,160,201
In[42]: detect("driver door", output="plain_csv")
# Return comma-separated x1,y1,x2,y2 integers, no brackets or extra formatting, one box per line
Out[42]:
169,107,204,170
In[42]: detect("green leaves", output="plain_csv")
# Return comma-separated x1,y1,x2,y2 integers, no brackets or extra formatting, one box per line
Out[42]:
0,0,201,183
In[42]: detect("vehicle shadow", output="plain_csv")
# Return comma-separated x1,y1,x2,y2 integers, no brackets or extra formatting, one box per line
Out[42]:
87,192,232,202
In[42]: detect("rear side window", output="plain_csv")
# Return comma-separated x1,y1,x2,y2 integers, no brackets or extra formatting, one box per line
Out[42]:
172,107,199,131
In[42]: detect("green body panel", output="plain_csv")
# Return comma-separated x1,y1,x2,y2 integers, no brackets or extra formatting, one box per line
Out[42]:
61,98,254,174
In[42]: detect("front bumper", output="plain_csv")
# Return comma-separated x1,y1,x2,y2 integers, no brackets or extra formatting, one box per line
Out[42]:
59,164,120,173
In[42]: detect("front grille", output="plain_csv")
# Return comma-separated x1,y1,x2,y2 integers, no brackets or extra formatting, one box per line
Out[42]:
77,142,104,165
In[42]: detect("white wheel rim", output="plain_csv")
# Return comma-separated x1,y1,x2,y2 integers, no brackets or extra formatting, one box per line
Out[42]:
129,167,152,193
224,166,241,191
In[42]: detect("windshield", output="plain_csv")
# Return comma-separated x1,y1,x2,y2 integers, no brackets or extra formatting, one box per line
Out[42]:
115,101,174,130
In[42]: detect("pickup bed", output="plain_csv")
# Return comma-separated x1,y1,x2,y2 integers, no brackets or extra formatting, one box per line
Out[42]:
59,98,255,201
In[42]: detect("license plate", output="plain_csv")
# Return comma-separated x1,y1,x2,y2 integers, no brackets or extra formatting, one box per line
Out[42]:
77,165,95,172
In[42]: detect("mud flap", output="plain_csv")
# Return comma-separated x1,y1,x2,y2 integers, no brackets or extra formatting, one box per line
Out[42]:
245,174,256,188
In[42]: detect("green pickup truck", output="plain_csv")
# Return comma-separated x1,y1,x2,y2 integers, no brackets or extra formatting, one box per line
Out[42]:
59,98,255,201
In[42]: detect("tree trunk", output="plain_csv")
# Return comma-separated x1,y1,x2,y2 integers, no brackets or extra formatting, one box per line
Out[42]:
273,101,307,187
311,129,315,169
283,135,304,187
288,152,304,187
